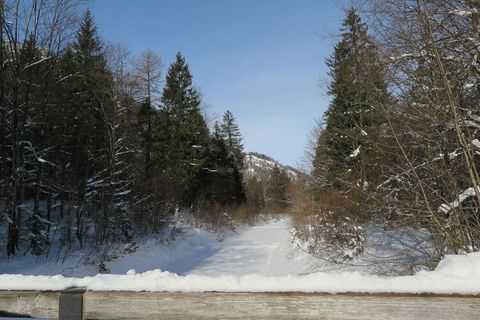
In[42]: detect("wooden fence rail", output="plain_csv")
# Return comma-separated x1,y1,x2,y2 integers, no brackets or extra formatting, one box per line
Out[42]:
0,290,479,320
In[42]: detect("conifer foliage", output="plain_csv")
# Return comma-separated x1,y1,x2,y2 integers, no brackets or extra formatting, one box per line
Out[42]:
301,2,480,267
202,113,246,205
266,166,291,209
156,52,211,206
221,110,245,168
0,4,247,260
316,8,388,188
306,8,389,261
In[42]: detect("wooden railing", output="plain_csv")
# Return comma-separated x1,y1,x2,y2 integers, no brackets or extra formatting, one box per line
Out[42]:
0,289,479,319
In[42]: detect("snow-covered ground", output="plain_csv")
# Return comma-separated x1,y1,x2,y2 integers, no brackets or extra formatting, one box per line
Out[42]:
0,217,320,277
0,216,479,294
187,218,320,276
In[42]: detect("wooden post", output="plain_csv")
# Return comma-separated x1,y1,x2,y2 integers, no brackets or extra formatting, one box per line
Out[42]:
59,287,87,320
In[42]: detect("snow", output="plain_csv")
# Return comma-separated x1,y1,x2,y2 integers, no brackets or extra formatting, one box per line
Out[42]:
0,217,479,294
1,252,480,294
472,139,480,150
244,153,298,181
189,219,319,276
349,146,360,158
450,9,477,17
0,218,318,277
438,187,478,214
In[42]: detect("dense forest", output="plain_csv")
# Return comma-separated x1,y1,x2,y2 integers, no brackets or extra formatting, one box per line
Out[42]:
294,1,480,271
0,0,292,260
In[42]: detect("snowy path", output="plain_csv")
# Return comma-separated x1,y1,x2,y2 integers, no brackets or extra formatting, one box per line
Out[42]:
190,218,317,276
107,216,320,277
191,221,288,275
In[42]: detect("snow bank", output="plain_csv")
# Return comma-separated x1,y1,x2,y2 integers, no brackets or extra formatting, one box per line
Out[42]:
1,252,480,294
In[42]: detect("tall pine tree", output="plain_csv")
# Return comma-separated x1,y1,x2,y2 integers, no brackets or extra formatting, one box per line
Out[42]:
201,121,246,205
55,10,114,246
315,8,388,189
220,110,245,169
156,52,210,206
219,110,246,204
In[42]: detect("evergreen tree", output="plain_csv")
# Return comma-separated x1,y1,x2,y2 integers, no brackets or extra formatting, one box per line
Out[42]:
202,123,246,205
2,30,59,255
19,37,55,255
220,110,245,168
246,177,265,212
157,52,210,205
218,110,246,204
317,8,388,187
266,166,290,209
138,100,155,174
201,123,235,204
56,9,114,246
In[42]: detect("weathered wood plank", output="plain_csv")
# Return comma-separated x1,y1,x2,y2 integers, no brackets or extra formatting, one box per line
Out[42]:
0,291,59,319
84,292,480,320
0,290,479,320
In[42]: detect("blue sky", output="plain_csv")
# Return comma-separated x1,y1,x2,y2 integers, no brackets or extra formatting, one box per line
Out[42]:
90,0,345,167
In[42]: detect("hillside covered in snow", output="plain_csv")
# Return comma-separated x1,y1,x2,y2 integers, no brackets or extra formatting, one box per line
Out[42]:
243,152,303,181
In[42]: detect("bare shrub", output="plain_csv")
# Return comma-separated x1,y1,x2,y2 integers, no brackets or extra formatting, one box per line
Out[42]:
292,188,366,262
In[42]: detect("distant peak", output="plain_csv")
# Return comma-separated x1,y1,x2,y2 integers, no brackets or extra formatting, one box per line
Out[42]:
243,152,302,181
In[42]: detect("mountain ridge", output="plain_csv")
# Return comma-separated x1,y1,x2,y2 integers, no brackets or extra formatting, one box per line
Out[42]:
243,152,302,181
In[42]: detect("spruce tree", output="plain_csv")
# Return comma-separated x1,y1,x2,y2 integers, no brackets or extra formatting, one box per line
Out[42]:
138,99,155,174
57,9,110,185
56,9,113,246
220,110,245,168
266,166,290,209
19,37,54,255
246,177,265,212
201,123,235,204
317,8,388,187
219,110,246,204
204,122,246,205
157,52,210,205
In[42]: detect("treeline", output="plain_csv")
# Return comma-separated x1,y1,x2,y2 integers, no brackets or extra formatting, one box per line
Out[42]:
296,1,480,269
0,1,246,257
243,153,298,213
